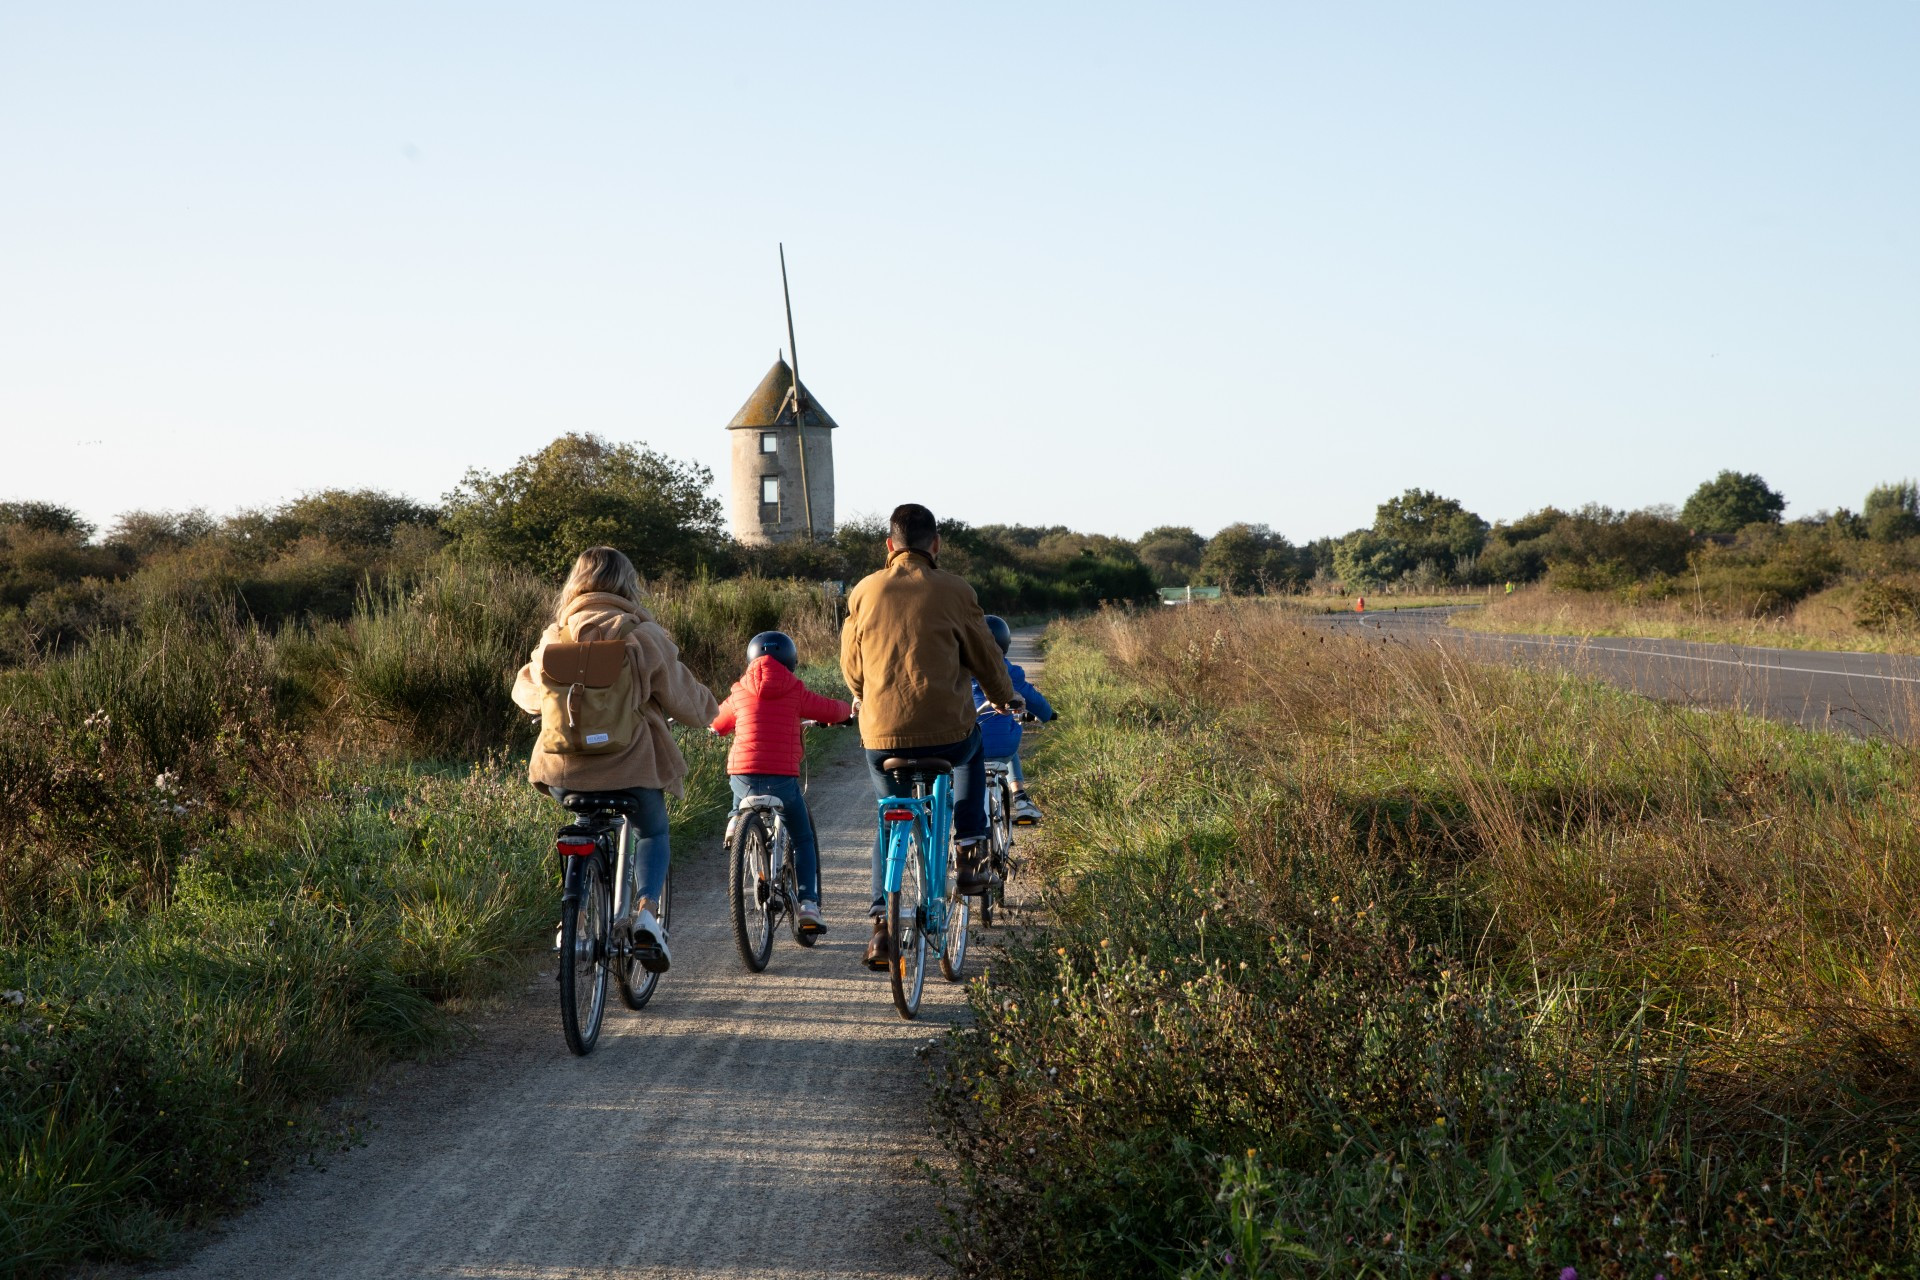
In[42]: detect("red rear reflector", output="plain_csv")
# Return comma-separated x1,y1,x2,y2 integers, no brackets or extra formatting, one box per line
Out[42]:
555,838,597,857
881,807,916,823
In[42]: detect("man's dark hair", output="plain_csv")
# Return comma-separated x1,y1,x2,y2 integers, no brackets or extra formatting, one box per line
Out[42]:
889,503,939,552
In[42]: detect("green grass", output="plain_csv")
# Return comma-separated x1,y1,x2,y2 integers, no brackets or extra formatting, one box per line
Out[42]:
0,560,841,1274
0,739,734,1273
933,605,1920,1279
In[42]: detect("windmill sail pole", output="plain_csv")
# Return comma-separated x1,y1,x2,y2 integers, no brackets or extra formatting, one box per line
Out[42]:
780,243,816,542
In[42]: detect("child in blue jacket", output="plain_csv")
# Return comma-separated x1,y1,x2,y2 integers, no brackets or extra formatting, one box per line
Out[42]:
971,616,1056,825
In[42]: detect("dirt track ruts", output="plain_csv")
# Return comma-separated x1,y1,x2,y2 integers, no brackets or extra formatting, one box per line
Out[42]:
160,731,964,1280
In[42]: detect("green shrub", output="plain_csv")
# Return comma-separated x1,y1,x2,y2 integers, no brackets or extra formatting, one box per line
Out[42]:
1856,578,1920,632
325,562,551,759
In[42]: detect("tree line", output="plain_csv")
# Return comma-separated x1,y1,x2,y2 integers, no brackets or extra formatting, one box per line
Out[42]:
1142,470,1920,601
7,439,1918,664
0,434,1160,662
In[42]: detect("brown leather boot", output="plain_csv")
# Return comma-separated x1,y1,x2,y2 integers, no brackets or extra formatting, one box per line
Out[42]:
862,917,890,970
955,838,991,895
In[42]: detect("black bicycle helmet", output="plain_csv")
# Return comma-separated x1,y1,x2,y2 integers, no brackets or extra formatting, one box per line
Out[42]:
984,615,1012,654
747,630,799,671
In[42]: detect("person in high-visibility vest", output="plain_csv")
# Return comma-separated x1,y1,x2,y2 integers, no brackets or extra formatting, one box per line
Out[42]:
1504,581,1515,596
1355,596,1365,613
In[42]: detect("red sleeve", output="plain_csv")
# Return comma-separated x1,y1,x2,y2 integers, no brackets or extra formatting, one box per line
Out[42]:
711,694,738,735
797,684,854,725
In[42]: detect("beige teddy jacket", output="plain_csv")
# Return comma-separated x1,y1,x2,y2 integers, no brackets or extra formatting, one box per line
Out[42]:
510,592,721,797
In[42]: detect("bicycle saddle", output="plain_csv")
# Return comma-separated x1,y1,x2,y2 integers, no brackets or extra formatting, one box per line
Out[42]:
738,794,786,811
879,757,953,776
560,791,648,814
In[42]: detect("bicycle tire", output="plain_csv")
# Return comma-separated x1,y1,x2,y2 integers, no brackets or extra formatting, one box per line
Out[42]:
887,827,928,1019
618,862,670,1010
728,811,776,972
940,840,970,981
983,777,1013,926
559,855,610,1055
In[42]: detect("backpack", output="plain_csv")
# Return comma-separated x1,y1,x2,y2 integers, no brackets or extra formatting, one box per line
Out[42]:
536,637,640,756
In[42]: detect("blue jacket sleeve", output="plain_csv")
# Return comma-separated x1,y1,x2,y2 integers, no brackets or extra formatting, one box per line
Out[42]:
1013,668,1054,721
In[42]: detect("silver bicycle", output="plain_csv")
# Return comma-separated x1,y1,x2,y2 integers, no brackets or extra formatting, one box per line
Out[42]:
553,792,670,1056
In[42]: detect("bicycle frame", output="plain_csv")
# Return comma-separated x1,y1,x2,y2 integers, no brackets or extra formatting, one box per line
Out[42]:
879,770,953,945
570,813,636,920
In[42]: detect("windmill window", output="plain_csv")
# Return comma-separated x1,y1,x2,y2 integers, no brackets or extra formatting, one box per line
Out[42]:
760,475,780,505
759,432,778,455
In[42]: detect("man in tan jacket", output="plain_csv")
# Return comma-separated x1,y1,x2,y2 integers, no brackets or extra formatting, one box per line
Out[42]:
842,503,1018,968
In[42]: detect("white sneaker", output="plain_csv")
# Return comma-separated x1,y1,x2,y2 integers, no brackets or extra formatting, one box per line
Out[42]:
1012,794,1044,826
632,907,670,973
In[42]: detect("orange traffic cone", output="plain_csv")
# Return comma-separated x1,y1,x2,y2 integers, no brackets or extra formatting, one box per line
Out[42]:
1354,596,1366,613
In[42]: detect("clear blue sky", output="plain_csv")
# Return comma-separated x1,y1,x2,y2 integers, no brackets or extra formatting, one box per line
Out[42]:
3,3,1915,543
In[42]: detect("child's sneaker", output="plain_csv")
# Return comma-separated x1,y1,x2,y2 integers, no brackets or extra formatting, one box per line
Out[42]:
796,899,827,936
632,907,671,973
1012,794,1044,826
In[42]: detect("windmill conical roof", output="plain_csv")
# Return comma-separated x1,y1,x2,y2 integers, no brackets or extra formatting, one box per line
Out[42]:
726,356,840,430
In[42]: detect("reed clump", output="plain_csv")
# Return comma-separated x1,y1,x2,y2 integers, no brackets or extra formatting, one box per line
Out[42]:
936,603,1920,1278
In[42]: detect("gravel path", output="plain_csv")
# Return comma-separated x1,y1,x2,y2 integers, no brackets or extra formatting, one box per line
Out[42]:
160,733,962,1280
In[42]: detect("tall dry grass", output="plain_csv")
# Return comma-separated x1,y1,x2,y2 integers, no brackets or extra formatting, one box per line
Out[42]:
1093,600,1920,1087
937,602,1920,1278
1456,582,1920,655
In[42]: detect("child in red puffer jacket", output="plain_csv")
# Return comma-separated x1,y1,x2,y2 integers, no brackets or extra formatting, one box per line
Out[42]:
710,631,854,934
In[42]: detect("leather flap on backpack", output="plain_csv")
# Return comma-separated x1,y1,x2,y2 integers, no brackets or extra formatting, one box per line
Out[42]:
541,639,627,688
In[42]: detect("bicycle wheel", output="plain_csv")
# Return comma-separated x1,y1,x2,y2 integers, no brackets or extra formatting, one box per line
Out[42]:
940,838,970,982
559,855,610,1055
887,827,928,1019
729,811,776,972
1000,778,1022,904
983,780,1013,926
618,861,670,1010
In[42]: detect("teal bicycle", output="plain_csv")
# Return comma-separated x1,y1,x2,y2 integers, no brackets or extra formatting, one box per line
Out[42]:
875,756,971,1018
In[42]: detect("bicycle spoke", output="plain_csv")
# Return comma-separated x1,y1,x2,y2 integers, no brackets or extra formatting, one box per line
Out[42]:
729,812,776,972
559,856,610,1054
889,828,927,1018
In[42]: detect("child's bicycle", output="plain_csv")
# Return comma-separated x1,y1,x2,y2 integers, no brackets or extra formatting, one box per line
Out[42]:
553,792,671,1056
724,796,816,971
875,756,971,1019
724,719,843,972
977,710,1053,924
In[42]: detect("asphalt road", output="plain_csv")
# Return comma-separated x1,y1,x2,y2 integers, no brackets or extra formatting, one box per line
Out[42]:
160,733,960,1280
1327,607,1920,742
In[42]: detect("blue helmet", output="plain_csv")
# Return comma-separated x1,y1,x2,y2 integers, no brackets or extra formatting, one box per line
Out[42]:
747,630,798,671
984,615,1012,654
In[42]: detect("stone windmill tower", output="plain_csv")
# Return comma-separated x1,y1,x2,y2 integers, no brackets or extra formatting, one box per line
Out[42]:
726,247,836,546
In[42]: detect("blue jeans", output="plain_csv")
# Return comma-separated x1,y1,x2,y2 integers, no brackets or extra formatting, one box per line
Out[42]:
550,786,671,907
729,775,821,904
865,725,985,916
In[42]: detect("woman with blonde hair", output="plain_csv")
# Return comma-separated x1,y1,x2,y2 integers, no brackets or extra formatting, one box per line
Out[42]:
512,546,719,971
